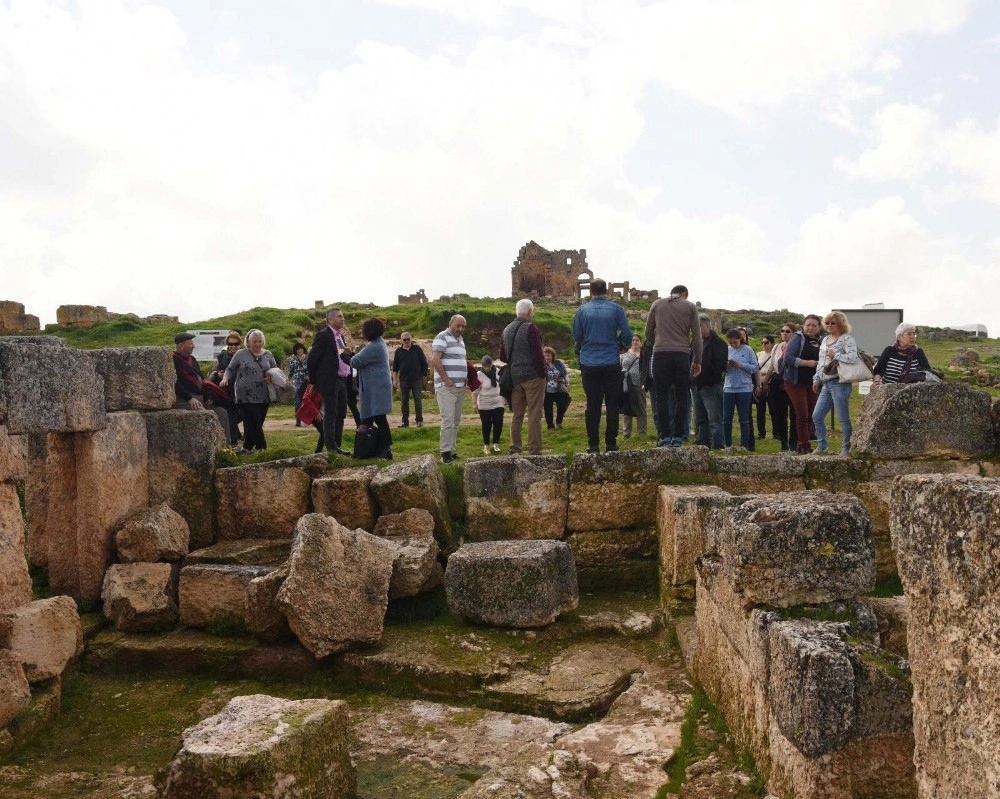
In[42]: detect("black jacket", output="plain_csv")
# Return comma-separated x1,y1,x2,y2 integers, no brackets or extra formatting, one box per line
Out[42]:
694,331,727,388
307,327,341,395
393,344,428,383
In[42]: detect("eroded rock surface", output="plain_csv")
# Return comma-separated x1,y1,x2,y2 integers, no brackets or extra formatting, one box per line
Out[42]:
463,456,568,541
114,503,189,563
0,596,82,682
102,562,178,633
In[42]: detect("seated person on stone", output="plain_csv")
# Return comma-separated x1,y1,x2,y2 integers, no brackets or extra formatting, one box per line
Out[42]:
172,332,230,438
873,323,938,386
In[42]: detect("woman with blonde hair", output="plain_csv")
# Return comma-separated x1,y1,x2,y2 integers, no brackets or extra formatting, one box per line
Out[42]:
812,311,859,456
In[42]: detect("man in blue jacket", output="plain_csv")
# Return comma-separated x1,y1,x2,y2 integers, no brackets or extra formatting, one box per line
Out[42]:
572,279,633,453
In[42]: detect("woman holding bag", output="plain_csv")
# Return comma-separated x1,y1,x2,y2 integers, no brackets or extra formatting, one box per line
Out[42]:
221,329,277,452
812,311,859,456
620,334,647,438
350,318,394,460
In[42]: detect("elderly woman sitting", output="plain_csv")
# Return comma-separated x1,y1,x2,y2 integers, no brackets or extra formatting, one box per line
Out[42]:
873,323,934,386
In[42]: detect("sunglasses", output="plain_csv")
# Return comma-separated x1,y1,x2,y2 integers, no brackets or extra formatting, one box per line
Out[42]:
226,343,239,348
781,329,792,333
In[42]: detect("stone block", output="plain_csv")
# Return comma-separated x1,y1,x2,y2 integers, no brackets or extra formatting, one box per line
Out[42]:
0,302,40,335
0,424,28,482
114,503,189,563
311,466,379,531
158,694,355,799
372,507,435,539
0,483,31,613
23,433,48,568
444,540,578,628
178,564,272,629
40,434,78,595
566,527,658,591
656,485,732,600
0,648,30,727
0,340,106,434
865,596,909,659
101,562,178,633
0,596,82,682
215,463,311,541
185,539,291,566
853,382,994,458
383,531,443,600
276,514,395,657
370,454,453,548
567,447,710,532
890,474,1000,799
56,304,109,328
145,410,226,550
246,565,292,643
463,455,568,541
710,452,806,496
85,346,175,412
719,490,875,606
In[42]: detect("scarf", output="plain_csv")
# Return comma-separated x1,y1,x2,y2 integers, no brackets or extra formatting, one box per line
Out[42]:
895,344,918,377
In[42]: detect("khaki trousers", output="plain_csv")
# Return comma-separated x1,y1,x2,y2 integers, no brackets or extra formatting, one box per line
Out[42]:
510,375,546,454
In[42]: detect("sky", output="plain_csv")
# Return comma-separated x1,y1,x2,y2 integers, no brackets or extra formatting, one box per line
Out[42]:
1,0,998,332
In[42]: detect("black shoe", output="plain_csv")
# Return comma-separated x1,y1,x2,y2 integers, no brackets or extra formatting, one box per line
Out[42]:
398,422,409,428
606,443,619,452
586,446,599,454
378,449,393,460
416,421,423,427
441,451,455,464
334,446,352,457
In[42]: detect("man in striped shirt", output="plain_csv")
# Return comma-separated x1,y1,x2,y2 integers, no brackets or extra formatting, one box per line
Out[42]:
432,315,468,463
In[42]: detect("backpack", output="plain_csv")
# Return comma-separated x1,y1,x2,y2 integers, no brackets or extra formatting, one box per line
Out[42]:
498,364,513,401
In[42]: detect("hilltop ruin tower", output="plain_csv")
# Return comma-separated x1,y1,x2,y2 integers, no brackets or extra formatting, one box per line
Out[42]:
511,241,592,300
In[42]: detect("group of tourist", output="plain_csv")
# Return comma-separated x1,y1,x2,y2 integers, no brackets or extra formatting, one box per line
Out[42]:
170,287,937,463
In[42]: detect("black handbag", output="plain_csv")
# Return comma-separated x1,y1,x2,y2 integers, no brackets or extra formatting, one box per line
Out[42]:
352,423,380,459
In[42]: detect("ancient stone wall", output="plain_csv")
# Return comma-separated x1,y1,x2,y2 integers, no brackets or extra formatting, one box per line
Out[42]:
56,304,110,328
511,240,591,299
0,301,40,334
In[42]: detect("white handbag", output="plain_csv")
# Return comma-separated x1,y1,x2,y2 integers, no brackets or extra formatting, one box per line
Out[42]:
838,356,874,384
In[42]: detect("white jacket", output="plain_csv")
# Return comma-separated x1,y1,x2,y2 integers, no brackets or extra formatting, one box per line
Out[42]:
474,371,505,411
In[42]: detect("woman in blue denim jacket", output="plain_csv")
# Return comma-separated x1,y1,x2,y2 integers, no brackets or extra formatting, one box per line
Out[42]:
722,329,758,450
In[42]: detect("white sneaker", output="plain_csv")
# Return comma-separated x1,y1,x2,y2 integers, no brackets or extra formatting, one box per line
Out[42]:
492,443,500,453
483,445,491,455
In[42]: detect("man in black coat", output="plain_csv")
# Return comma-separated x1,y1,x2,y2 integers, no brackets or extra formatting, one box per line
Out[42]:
307,308,352,456
392,331,428,428
691,314,727,449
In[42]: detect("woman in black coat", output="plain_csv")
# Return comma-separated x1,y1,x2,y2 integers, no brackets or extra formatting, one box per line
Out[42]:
872,323,933,386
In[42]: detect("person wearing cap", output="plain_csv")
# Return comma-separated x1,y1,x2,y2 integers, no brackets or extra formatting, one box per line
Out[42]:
392,331,428,428
172,332,230,438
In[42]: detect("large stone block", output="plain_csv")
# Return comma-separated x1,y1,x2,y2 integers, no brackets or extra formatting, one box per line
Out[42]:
178,564,272,629
0,483,31,613
0,596,82,682
567,448,710,532
566,527,658,590
719,490,875,606
101,562,178,633
158,694,355,799
656,485,732,600
0,648,31,727
444,540,578,628
0,340,106,434
85,346,175,412
383,536,443,601
311,466,379,531
463,455,568,541
185,539,291,566
0,423,28,482
890,474,1000,799
114,503,189,563
215,463,312,541
710,452,806,496
853,382,994,458
246,566,292,643
276,514,395,658
370,454,453,548
41,434,78,595
145,410,226,550
23,433,49,569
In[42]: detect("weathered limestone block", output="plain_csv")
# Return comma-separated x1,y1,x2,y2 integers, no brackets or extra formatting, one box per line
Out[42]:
854,382,994,458
158,694,355,799
567,448,710,531
463,456,568,541
462,744,591,799
382,531,443,600
101,562,178,633
276,514,394,657
373,507,435,539
185,540,291,566
72,411,150,601
215,463,311,541
0,483,31,613
656,485,732,600
369,454,453,548
719,490,875,606
178,564,272,629
40,434,78,594
245,566,292,643
85,346,175,411
566,527,658,590
56,304,109,328
710,453,806,496
145,410,226,550
24,433,49,568
0,340,106,434
0,648,31,727
0,423,28,482
114,503,189,563
0,301,40,334
865,596,908,659
311,466,379,531
891,474,1000,799
0,596,82,682
445,540,578,628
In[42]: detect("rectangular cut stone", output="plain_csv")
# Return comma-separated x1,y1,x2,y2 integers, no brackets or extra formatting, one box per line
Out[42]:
185,540,291,566
215,463,312,541
370,455,454,549
311,466,379,531
567,448,711,532
0,595,82,682
464,456,568,541
145,410,225,550
24,433,48,568
890,474,1000,799
0,341,106,434
85,347,175,412
0,483,31,612
179,564,273,628
710,453,806,496
43,434,80,596
656,485,732,600
0,424,28,482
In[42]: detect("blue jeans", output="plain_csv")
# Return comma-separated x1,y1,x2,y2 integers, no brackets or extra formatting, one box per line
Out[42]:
813,380,853,452
692,383,724,449
722,391,752,448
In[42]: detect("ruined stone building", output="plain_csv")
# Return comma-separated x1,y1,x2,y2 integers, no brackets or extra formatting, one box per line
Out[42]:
511,241,592,300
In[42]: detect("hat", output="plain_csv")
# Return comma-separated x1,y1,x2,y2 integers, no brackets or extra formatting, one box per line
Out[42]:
481,355,493,366
174,332,196,344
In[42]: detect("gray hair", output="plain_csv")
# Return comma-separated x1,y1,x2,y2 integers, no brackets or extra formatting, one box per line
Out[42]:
325,308,341,322
698,313,712,325
515,298,534,317
895,322,916,339
246,328,266,347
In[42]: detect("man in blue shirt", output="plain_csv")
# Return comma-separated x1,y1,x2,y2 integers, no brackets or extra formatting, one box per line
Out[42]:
572,279,633,453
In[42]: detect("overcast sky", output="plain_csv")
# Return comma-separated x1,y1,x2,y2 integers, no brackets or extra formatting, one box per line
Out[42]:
2,0,998,333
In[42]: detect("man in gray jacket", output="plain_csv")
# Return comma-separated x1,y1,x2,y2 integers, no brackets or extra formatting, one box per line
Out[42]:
645,285,702,447
500,298,547,455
